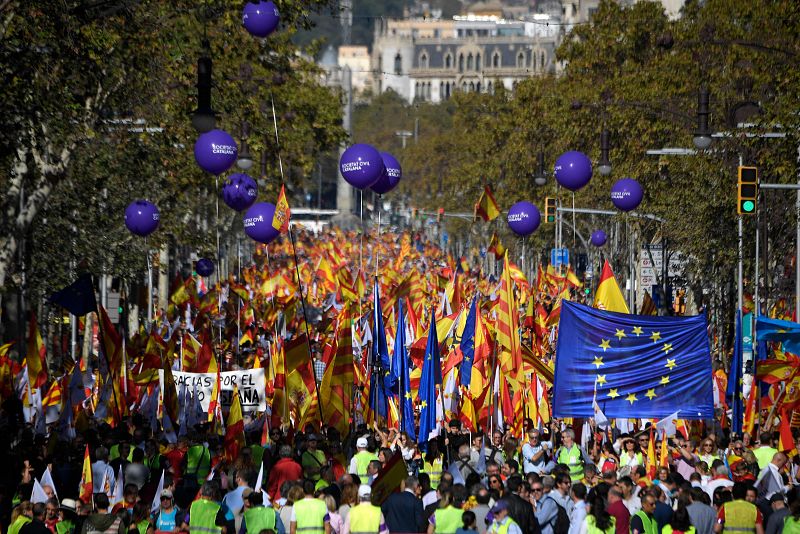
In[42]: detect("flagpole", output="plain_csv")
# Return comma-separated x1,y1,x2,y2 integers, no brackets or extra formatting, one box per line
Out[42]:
288,228,325,424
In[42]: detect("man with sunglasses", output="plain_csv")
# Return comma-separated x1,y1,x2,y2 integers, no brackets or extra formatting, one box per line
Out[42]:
522,430,554,476
153,490,182,532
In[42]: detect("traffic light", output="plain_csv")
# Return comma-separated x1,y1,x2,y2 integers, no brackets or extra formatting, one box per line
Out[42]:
545,197,557,223
437,207,444,223
737,166,758,215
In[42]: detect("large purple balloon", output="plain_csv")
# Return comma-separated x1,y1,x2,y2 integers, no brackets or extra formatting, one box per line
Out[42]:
194,129,238,175
196,258,215,277
243,202,281,244
222,173,258,212
611,178,643,212
591,230,607,247
242,1,280,38
124,200,160,237
554,151,593,191
506,201,541,236
339,143,384,189
371,152,402,194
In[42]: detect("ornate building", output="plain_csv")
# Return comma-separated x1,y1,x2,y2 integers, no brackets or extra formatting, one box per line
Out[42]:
372,14,560,103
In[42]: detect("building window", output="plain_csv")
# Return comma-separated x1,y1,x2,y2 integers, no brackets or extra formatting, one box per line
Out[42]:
467,53,473,70
458,54,464,72
434,29,440,38
445,53,452,69
420,52,428,69
476,53,481,71
469,81,475,92
488,81,494,94
541,52,546,70
533,53,537,71
394,53,402,75
517,52,525,68
462,81,467,91
445,82,451,99
426,82,431,100
477,81,481,92
493,52,500,68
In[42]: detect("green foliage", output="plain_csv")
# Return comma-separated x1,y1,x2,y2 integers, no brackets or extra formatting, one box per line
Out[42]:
352,0,800,313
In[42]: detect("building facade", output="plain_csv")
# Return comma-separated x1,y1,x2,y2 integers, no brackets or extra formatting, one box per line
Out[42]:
372,15,560,103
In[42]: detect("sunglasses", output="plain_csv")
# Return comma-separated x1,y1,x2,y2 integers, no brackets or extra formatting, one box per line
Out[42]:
161,496,172,501
532,487,543,492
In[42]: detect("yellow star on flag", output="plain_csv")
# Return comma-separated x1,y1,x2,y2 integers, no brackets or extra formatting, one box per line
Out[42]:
650,331,662,342
593,356,604,369
608,389,620,399
625,393,638,404
645,388,657,400
405,391,413,400
632,326,643,336
596,374,607,385
420,400,428,408
661,343,673,354
661,375,670,385
615,329,626,340
599,339,611,351
665,358,677,370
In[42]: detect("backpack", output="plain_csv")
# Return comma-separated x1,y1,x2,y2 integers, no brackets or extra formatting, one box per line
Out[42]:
545,496,570,534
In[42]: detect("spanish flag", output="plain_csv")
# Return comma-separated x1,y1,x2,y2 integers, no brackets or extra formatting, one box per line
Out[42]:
488,233,506,260
272,184,291,233
474,185,500,222
79,444,93,503
26,312,48,389
593,260,629,314
225,386,245,461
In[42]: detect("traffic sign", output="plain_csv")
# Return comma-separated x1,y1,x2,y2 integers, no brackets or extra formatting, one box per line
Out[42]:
551,248,569,267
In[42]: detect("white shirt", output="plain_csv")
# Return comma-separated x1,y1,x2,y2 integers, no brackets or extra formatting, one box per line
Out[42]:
569,500,587,534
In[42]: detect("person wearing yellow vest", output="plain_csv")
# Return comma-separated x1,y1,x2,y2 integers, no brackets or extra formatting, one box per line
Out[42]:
421,443,444,490
303,435,328,482
290,480,330,534
753,432,778,471
556,430,586,482
583,493,616,534
714,483,764,534
186,443,212,487
349,438,379,480
9,502,33,534
242,491,285,534
631,493,658,534
427,489,463,534
619,438,644,470
188,482,226,534
344,485,388,534
487,500,522,534
662,504,697,534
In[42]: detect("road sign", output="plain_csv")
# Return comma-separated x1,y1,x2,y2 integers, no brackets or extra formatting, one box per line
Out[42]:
551,248,569,267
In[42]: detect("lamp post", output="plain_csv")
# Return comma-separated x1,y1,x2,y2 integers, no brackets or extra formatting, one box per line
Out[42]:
191,44,217,133
533,150,547,187
237,121,254,171
597,129,612,176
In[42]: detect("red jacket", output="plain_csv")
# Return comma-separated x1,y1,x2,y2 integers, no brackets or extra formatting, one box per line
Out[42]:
267,457,303,500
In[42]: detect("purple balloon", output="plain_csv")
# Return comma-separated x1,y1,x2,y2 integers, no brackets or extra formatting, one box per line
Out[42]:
124,200,160,237
222,173,258,212
196,258,215,277
611,178,643,212
370,152,402,194
339,143,384,189
242,1,280,38
554,151,593,191
194,129,238,175
591,230,607,247
243,202,281,244
506,201,541,236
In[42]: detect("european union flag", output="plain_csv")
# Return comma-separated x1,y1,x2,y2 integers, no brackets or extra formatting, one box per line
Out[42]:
393,300,416,441
369,280,393,417
727,311,744,434
418,309,441,445
756,316,800,354
553,301,713,419
459,296,477,389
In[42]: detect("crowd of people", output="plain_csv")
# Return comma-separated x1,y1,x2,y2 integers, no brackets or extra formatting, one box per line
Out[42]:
5,408,800,534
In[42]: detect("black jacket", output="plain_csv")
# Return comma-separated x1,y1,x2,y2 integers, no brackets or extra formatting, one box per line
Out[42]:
506,493,541,534
382,490,426,533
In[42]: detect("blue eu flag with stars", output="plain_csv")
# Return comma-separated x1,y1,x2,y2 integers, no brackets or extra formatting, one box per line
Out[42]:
553,301,713,419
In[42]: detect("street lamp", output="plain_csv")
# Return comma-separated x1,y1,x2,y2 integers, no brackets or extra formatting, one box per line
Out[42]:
191,49,217,133
237,121,254,171
693,86,713,149
533,150,547,186
597,129,612,176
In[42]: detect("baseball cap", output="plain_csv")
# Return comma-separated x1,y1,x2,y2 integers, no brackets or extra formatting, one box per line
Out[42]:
357,437,368,448
490,499,509,514
358,485,372,498
161,490,173,498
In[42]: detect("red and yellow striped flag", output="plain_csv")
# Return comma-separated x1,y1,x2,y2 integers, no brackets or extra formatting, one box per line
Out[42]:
646,429,657,479
594,260,629,313
225,386,245,461
26,312,48,389
320,309,354,435
474,185,500,222
79,444,93,503
42,380,62,408
272,184,291,233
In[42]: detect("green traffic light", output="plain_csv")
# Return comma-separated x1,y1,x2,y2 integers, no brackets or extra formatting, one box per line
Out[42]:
742,200,755,212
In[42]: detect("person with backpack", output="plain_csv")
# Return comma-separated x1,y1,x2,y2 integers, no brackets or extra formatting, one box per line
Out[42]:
534,473,570,534
505,476,540,534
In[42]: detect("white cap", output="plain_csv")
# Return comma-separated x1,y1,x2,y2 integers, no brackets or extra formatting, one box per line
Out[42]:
356,437,368,448
358,484,372,498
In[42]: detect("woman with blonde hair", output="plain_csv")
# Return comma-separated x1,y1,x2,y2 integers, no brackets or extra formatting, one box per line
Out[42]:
9,501,34,534
324,494,343,534
280,483,306,532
